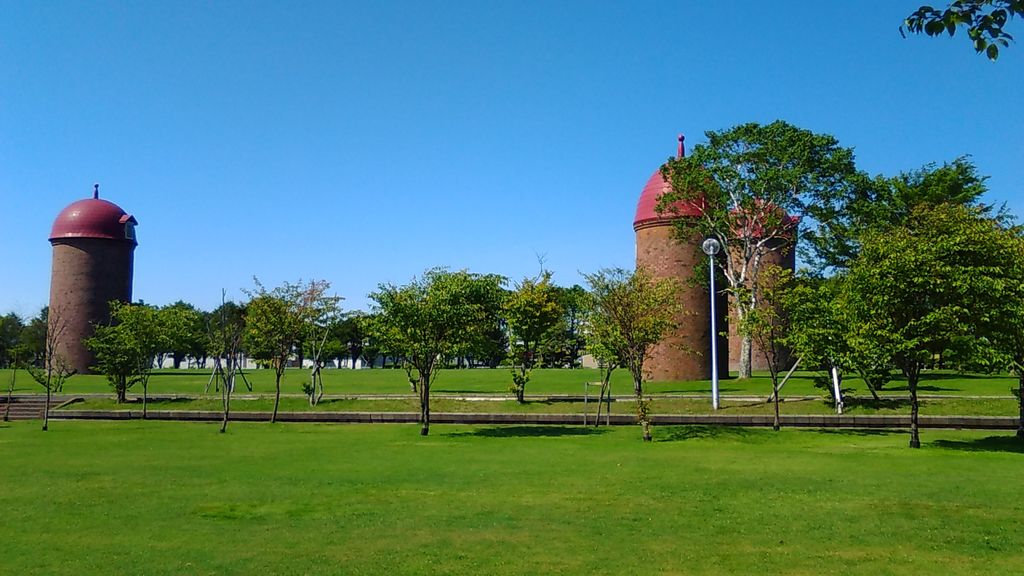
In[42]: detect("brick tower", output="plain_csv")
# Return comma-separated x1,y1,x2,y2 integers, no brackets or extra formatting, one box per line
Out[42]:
48,185,138,374
633,136,728,381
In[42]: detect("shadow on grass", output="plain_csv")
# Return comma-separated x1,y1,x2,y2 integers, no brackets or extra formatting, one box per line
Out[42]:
129,397,197,406
885,384,959,393
843,397,912,410
655,425,759,442
445,425,608,438
813,428,903,437
918,372,1015,381
932,435,1024,454
151,370,213,377
649,387,747,394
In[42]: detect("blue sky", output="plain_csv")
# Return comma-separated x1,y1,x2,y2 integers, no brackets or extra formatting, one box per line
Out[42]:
2,1,1022,317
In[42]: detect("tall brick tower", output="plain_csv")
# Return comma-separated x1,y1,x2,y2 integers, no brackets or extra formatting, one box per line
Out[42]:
48,185,138,374
634,136,728,381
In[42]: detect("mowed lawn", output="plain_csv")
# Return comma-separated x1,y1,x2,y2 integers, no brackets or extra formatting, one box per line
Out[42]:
3,367,1020,398
1,420,1023,575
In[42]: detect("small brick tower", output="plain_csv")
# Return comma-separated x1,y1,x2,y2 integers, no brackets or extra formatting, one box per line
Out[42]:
634,136,728,381
48,185,138,374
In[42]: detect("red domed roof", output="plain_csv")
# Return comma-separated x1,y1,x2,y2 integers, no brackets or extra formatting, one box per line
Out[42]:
633,168,703,230
50,196,138,244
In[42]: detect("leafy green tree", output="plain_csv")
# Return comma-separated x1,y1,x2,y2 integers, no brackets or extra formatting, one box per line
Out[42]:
845,204,1022,448
989,230,1024,437
784,275,893,404
504,271,563,403
296,280,343,406
329,313,365,369
741,265,792,431
87,302,167,414
903,0,1023,60
159,301,207,369
543,284,589,368
20,307,48,366
206,292,247,433
4,344,29,422
368,268,506,435
660,120,856,377
804,157,1003,272
584,267,681,441
244,283,305,423
0,313,24,368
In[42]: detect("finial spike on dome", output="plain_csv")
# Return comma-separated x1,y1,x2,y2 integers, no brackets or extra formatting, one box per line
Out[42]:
677,134,685,159
93,183,99,199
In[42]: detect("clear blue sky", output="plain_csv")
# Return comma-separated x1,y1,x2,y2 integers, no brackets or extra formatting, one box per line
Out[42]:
2,1,1022,317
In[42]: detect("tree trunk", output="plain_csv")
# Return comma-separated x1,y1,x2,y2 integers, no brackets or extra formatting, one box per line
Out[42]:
142,380,148,420
271,370,282,424
220,395,230,433
419,373,430,436
772,379,781,431
908,373,920,449
4,368,15,422
220,372,231,433
42,385,50,432
116,378,127,404
866,380,881,402
739,334,753,379
641,418,652,442
1017,371,1023,439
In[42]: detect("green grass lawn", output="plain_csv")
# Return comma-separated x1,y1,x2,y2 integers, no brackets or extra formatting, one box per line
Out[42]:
1,420,1022,575
66,394,1021,417
4,367,1019,398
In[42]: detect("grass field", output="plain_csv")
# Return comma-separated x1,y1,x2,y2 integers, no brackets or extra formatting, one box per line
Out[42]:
3,367,1020,398
66,395,1021,417
2,420,1022,575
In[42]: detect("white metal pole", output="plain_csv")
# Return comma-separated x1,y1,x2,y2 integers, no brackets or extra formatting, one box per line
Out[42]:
831,365,843,414
710,255,719,410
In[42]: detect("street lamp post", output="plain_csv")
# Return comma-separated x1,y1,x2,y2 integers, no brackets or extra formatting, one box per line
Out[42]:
701,237,722,410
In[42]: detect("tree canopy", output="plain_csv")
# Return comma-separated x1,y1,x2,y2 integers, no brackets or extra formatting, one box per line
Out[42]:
845,203,1023,447
368,268,506,435
659,120,857,377
585,267,680,441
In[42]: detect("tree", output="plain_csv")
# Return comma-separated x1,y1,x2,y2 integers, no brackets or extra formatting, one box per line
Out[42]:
803,157,1003,273
741,265,792,431
331,313,367,369
209,291,246,433
205,300,248,392
543,284,589,368
0,313,24,368
368,268,506,436
297,280,343,406
845,204,1022,448
20,307,48,366
989,230,1024,438
159,301,206,369
784,275,893,405
26,306,76,431
584,267,681,441
660,120,856,378
903,0,1024,60
244,284,304,424
4,344,29,422
504,271,564,402
87,302,167,415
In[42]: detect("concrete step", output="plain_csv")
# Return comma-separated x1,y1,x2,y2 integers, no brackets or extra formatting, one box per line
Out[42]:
0,396,74,421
